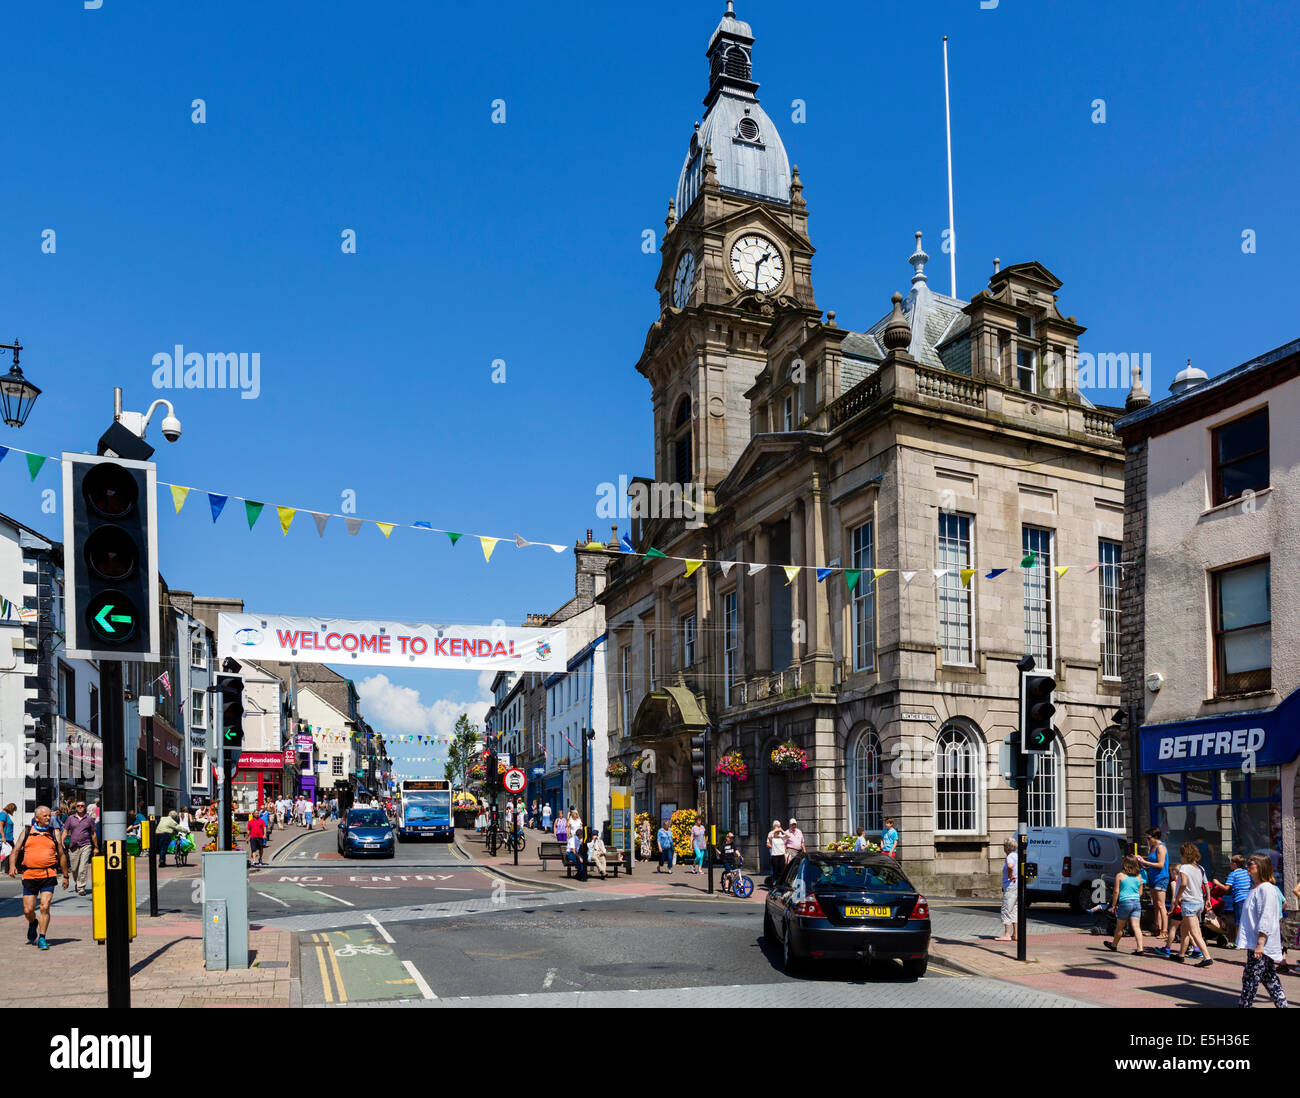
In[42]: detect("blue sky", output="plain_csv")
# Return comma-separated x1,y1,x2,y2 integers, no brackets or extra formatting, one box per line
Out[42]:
1,1,1296,779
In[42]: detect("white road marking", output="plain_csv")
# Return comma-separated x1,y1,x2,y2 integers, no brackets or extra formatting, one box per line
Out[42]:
435,887,471,891
365,913,396,944
543,968,556,989
402,959,436,1000
313,890,355,907
256,891,291,908
361,886,399,890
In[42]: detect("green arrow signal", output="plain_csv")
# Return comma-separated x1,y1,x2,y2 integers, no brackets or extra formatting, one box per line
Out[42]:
93,603,133,634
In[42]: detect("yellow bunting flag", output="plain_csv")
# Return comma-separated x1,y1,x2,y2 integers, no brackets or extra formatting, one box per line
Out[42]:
481,537,499,563
684,560,703,578
783,565,800,586
960,569,976,588
1054,566,1070,579
170,485,190,514
277,506,296,536
376,522,395,539
873,569,889,581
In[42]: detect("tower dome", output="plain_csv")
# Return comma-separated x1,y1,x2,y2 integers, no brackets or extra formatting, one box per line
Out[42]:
675,3,792,215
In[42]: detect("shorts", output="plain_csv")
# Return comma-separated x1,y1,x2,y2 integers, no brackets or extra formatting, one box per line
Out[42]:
250,837,265,852
1150,880,1169,894
22,876,56,895
1116,900,1141,921
1001,884,1018,924
1180,900,1203,918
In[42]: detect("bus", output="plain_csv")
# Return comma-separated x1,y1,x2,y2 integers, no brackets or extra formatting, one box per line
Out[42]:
397,779,453,840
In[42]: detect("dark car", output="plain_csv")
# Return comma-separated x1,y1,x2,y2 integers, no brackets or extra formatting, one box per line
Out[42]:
764,852,931,977
338,808,396,858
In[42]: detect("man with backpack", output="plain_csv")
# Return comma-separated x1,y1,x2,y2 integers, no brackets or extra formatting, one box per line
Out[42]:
8,806,70,950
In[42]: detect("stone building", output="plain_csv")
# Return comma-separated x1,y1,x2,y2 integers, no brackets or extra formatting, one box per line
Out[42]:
598,3,1130,892
1116,338,1300,900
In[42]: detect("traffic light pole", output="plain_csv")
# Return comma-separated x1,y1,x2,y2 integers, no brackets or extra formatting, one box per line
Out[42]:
100,659,132,1008
145,713,158,918
705,725,715,895
1016,659,1030,963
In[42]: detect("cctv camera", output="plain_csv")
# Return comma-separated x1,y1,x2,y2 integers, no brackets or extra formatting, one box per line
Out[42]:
160,414,182,442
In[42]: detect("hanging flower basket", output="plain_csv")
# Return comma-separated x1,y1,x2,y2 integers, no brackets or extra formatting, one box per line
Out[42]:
715,751,748,781
468,763,486,781
606,761,630,780
770,741,808,772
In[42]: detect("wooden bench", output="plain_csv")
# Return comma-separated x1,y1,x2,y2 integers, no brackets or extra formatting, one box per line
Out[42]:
538,841,628,878
538,841,567,870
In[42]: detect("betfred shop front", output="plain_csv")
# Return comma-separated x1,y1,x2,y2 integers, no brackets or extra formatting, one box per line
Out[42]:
233,751,284,815
1139,687,1300,889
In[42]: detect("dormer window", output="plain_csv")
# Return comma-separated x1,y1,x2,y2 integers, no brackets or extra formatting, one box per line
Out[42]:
1017,315,1035,338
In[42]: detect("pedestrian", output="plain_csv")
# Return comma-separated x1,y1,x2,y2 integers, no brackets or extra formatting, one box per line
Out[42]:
690,817,706,874
303,798,314,830
881,817,899,860
590,828,609,880
8,806,69,950
178,804,193,834
569,808,584,844
247,810,268,867
541,803,552,832
717,831,742,892
61,800,98,896
765,820,787,884
565,824,587,881
1104,855,1146,955
852,826,868,853
554,809,568,845
0,802,16,870
1170,842,1213,967
656,820,674,873
1139,827,1170,945
155,810,180,866
785,818,805,861
1237,854,1288,1008
995,838,1018,942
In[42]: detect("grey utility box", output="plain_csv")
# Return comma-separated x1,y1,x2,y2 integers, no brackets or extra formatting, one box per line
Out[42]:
202,851,249,970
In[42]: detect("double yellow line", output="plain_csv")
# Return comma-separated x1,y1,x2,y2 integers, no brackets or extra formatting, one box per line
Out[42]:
311,932,348,1004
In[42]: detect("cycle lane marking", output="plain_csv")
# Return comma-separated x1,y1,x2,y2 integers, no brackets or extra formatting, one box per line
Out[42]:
402,960,437,1000
315,928,422,1002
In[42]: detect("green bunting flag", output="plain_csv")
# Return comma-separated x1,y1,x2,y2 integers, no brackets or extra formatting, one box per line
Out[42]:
1021,551,1037,568
25,453,46,481
645,548,667,559
245,500,265,529
447,532,463,546
845,569,862,592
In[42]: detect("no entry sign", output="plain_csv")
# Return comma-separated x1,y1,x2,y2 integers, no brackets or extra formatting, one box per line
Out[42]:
503,768,527,794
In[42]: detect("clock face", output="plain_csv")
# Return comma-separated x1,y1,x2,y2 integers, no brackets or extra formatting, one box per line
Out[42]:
729,233,785,292
672,251,695,309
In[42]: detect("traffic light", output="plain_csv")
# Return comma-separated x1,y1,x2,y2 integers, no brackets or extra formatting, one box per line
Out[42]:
485,751,499,791
690,734,706,781
216,673,246,763
1021,672,1058,754
62,454,159,661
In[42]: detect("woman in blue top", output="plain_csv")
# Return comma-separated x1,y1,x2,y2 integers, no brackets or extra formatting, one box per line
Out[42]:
1105,855,1147,955
1139,828,1170,943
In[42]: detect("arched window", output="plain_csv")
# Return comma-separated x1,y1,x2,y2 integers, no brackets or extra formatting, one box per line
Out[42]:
935,722,982,834
847,728,883,833
1095,734,1125,831
671,396,693,484
724,46,751,80
1027,741,1063,827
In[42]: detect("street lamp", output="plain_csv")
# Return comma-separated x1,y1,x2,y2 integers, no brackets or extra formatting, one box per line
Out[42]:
0,339,40,428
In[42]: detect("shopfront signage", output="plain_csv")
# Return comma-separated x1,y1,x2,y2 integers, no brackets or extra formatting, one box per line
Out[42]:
283,748,295,767
1139,688,1300,775
901,713,935,722
296,734,313,749
235,752,284,770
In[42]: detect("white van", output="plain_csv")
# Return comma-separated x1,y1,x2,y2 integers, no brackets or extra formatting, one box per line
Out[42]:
1025,828,1131,912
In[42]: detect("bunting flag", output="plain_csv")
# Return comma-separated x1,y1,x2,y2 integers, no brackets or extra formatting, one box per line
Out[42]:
447,532,463,546
960,569,976,588
845,569,862,592
480,537,499,562
18,606,37,623
277,506,296,536
245,500,265,529
720,562,736,578
345,518,363,536
1021,551,1037,568
1084,563,1100,574
376,522,395,539
413,522,433,531
1054,566,1070,579
748,563,766,576
620,534,634,553
209,493,227,523
158,671,172,696
515,534,530,548
816,568,832,583
932,569,948,580
873,569,889,581
985,568,1007,580
901,571,917,584
782,566,800,586
311,512,330,536
684,560,703,578
25,453,46,481
645,548,666,559
0,446,7,465
170,485,190,514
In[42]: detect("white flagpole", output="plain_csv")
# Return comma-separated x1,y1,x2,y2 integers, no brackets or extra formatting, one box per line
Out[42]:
943,35,957,299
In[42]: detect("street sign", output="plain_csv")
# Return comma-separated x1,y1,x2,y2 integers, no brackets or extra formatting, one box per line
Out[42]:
531,766,544,775
105,840,124,872
503,768,527,793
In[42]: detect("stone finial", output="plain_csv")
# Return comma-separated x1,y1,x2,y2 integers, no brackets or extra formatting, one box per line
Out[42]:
909,231,929,286
881,292,911,352
826,310,836,328
665,199,676,232
992,257,1000,275
1125,360,1151,411
726,0,735,15
702,145,719,188
790,165,806,209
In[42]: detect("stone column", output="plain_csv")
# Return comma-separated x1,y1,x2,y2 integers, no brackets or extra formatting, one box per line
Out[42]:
753,526,771,674
789,505,805,667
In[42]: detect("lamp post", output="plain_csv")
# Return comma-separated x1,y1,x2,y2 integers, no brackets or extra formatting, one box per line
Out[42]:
0,339,40,428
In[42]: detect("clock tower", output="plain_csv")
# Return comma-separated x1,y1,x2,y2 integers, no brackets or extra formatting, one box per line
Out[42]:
637,2,819,500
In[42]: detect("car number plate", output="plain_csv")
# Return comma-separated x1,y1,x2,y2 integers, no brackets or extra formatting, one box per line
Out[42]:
844,905,891,917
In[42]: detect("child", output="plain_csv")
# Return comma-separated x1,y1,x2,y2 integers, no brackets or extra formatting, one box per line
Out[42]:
1104,855,1146,955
